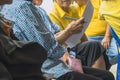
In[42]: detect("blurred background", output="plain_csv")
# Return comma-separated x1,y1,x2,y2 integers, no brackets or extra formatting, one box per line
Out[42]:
40,0,53,13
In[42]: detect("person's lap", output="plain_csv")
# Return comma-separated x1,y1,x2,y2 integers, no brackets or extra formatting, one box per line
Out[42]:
71,41,110,70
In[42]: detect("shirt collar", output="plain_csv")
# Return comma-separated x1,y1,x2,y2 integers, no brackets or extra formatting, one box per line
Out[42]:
53,2,71,18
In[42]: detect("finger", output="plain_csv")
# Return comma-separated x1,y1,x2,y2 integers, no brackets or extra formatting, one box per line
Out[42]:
76,17,85,23
71,17,84,28
101,42,104,46
76,17,85,25
107,42,110,48
104,43,109,49
102,42,107,49
105,44,108,49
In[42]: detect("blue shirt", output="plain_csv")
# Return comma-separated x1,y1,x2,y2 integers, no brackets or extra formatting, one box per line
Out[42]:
1,0,72,78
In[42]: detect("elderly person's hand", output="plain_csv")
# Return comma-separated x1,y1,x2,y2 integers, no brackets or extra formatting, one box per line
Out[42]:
54,17,85,44
65,17,85,35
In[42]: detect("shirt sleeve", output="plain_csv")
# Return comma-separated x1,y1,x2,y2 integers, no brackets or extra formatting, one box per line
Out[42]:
51,22,60,33
44,11,60,33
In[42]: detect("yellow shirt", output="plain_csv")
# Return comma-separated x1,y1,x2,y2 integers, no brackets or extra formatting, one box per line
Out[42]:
76,0,107,36
49,2,79,30
99,0,120,38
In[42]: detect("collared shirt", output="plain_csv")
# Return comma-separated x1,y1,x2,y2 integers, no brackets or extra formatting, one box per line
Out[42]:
49,2,79,30
75,0,107,36
99,0,120,38
1,0,71,78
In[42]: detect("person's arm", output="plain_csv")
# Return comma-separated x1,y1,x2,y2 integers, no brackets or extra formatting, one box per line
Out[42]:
54,30,72,44
54,17,85,44
101,24,112,49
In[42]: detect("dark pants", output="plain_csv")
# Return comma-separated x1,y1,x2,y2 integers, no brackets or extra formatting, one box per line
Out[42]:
71,41,111,70
57,66,115,80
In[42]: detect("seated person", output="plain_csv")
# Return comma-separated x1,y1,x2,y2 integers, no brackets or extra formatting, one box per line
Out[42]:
0,0,114,80
0,0,47,80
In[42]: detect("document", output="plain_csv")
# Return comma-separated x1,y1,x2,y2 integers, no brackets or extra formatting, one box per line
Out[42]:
65,0,94,48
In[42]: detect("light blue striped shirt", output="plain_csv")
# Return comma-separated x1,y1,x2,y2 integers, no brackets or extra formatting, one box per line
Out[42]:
1,0,71,78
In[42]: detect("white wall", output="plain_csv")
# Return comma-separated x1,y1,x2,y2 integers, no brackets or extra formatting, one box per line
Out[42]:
40,0,53,14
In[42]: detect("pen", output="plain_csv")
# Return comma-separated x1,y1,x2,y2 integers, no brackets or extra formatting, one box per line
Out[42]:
64,16,77,21
64,16,87,23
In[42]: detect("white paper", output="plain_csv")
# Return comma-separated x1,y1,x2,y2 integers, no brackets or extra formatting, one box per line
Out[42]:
65,0,94,48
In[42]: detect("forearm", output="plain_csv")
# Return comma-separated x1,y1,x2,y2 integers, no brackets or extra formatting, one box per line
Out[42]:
101,24,112,49
54,29,72,44
104,24,112,38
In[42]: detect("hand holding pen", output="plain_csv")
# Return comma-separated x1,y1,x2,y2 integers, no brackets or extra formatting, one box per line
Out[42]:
65,17,85,35
64,16,87,24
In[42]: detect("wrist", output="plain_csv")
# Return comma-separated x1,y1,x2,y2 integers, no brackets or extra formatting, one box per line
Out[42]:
105,35,112,38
